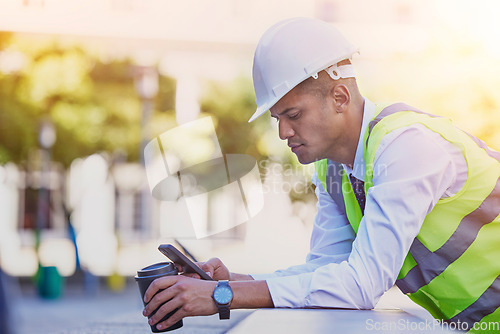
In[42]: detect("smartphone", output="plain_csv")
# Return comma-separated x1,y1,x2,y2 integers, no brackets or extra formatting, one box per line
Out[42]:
158,244,214,281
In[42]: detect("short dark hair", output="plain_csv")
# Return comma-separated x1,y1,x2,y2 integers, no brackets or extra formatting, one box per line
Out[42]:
295,71,333,100
294,59,357,102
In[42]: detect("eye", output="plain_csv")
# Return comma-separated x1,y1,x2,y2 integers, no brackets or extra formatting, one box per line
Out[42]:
288,111,300,119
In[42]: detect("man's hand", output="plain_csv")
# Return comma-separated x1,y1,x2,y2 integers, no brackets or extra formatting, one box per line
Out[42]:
197,258,230,280
143,275,217,330
143,275,274,330
185,258,254,281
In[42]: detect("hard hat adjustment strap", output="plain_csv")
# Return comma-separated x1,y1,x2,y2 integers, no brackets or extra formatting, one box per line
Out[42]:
312,64,356,81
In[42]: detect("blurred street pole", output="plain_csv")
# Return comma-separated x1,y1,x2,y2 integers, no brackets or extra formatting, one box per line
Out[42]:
36,120,56,249
134,66,159,165
134,66,158,236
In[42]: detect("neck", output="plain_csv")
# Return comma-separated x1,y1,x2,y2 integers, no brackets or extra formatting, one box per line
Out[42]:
327,96,364,165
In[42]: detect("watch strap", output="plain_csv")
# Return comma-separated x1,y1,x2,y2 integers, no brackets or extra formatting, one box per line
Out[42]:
218,305,230,320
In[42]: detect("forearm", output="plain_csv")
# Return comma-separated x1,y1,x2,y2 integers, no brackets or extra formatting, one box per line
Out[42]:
229,272,254,281
230,280,274,309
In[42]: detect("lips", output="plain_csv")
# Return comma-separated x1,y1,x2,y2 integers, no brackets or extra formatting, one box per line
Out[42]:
288,143,303,153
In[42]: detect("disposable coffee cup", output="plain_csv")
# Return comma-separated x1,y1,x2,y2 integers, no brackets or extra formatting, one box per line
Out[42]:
135,262,183,332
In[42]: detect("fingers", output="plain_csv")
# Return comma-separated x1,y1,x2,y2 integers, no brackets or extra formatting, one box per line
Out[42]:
200,258,223,277
147,297,183,330
154,304,187,331
199,261,214,278
202,268,215,279
143,276,218,329
150,280,218,330
200,258,229,280
143,276,177,304
143,286,177,318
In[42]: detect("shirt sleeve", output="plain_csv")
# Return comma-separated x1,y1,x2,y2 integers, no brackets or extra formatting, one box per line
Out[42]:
251,171,355,281
261,124,466,309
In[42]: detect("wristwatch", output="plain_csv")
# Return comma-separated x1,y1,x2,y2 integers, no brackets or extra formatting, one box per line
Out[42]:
212,280,233,320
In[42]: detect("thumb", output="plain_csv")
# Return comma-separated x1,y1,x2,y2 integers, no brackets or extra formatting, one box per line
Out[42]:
199,263,215,278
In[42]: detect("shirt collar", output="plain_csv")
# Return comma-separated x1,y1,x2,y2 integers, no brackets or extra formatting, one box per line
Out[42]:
342,98,376,181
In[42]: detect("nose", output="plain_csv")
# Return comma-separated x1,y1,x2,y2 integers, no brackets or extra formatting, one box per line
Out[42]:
278,119,294,140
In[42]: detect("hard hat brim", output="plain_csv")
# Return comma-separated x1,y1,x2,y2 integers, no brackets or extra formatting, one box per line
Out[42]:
248,104,270,123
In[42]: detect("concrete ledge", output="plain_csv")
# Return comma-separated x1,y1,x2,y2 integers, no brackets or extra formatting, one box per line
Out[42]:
228,308,460,334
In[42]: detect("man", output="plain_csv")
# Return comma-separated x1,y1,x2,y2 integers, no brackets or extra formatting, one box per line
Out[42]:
143,17,500,332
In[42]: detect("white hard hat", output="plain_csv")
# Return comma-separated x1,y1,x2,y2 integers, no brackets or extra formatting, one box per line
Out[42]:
249,17,359,122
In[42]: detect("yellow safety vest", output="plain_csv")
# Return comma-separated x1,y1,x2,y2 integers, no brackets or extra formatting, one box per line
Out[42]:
314,103,500,333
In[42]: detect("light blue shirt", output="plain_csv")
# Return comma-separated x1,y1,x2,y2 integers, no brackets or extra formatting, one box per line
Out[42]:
252,98,468,309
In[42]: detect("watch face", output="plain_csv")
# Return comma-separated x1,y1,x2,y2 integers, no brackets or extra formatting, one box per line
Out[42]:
214,286,233,304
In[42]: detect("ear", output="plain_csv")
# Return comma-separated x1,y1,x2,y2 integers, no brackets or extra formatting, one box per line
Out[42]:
332,84,350,113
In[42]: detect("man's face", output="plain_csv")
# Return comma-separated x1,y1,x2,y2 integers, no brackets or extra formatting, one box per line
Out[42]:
270,85,345,164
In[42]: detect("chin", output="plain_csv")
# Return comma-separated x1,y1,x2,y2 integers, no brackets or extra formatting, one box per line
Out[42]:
296,155,315,165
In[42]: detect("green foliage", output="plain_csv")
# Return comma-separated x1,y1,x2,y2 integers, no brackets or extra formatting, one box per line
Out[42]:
0,35,177,166
0,93,37,164
199,76,269,158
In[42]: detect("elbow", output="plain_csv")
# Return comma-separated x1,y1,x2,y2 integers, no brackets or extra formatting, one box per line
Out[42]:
355,296,377,310
346,281,377,309
306,287,377,310
346,266,381,310
306,261,384,310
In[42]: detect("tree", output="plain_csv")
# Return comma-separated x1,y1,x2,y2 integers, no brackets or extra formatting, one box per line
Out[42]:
0,35,177,166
